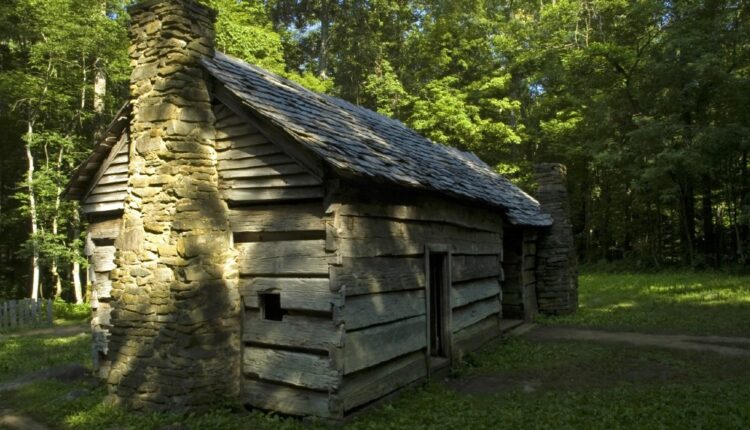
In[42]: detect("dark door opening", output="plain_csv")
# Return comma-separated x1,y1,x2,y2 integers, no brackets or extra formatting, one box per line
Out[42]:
429,252,448,359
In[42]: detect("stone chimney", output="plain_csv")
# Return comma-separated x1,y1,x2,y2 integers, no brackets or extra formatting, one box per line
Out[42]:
107,0,240,410
534,163,578,315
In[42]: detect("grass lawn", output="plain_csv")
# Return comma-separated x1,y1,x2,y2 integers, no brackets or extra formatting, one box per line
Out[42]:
2,272,749,429
538,271,750,336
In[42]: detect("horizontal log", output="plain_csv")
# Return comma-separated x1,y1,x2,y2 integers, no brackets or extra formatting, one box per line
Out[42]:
217,154,295,172
243,314,343,351
213,104,235,122
95,281,113,299
331,257,425,295
337,217,502,257
452,255,500,283
224,187,324,203
451,278,500,308
338,202,502,233
342,290,426,331
344,315,426,374
224,174,321,190
236,240,331,276
92,246,116,272
452,314,500,360
342,351,426,411
242,379,335,418
89,218,122,240
452,297,501,333
229,203,324,233
240,278,340,312
243,347,340,391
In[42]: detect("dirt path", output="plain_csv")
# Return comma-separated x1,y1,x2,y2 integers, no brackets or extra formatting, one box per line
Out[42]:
527,326,750,356
0,410,49,430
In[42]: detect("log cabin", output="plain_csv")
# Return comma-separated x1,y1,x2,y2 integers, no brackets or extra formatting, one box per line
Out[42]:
64,0,577,418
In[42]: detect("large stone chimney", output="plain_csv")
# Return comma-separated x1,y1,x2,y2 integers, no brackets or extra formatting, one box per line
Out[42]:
107,0,240,410
534,163,578,315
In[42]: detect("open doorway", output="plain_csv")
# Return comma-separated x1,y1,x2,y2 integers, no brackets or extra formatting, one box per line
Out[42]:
426,247,451,370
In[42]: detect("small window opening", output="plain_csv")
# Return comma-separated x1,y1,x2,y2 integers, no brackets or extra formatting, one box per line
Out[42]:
260,293,287,321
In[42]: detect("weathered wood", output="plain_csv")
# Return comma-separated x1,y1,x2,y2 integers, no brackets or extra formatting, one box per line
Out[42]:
341,351,426,411
242,379,334,418
240,278,339,312
243,315,343,351
85,191,128,205
342,290,425,331
337,217,502,257
452,314,500,360
217,144,283,161
331,257,425,295
229,203,324,233
89,218,123,240
104,163,129,175
224,174,321,189
243,347,340,390
224,187,324,203
236,240,330,276
338,202,502,233
89,182,128,196
96,173,128,186
219,162,307,179
452,255,501,283
451,278,501,308
92,246,117,272
95,281,113,299
217,154,291,172
344,315,426,374
215,85,326,179
215,124,258,140
452,297,501,333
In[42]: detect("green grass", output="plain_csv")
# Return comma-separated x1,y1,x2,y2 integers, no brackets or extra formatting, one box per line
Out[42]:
0,332,91,382
538,272,750,335
53,301,92,322
2,271,750,429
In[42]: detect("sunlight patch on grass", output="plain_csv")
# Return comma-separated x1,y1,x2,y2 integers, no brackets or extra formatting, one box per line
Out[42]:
541,272,750,335
0,332,91,382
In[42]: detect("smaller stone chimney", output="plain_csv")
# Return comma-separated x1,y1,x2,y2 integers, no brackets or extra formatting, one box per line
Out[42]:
534,163,578,315
107,0,240,410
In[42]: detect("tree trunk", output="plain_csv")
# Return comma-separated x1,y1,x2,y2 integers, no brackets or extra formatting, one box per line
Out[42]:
94,62,106,114
51,147,64,298
25,121,41,300
700,174,715,265
71,208,84,304
318,0,329,80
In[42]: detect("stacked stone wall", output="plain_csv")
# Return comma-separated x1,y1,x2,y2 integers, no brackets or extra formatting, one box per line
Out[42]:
107,0,240,410
534,163,578,315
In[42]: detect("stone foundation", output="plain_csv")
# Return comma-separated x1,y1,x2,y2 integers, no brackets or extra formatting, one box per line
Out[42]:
106,0,240,410
534,163,578,315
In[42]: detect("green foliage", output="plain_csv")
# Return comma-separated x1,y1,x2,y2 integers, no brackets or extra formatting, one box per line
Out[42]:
53,300,91,322
539,272,750,335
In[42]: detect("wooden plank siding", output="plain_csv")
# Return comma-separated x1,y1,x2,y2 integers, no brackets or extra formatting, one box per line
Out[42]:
82,134,129,215
333,192,505,413
213,103,323,204
216,101,342,418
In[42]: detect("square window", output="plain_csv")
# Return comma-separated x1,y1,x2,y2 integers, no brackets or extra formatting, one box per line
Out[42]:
259,293,287,321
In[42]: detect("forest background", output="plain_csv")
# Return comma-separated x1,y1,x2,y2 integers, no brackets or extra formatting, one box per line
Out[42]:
0,0,748,301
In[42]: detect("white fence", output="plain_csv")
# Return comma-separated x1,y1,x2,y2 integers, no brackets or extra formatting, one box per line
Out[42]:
0,298,53,330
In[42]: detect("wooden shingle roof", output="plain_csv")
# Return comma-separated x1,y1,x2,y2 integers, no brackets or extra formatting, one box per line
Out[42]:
204,52,552,227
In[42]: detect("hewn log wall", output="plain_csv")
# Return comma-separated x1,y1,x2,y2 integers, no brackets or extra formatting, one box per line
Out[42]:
85,216,123,379
330,189,504,413
216,103,342,418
